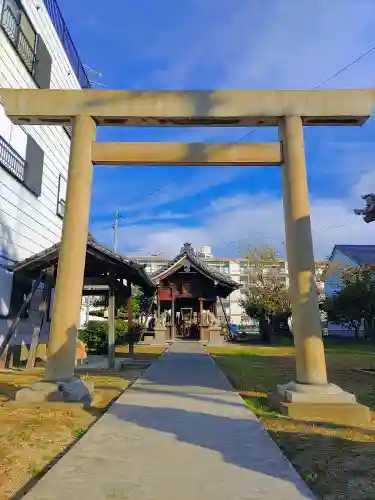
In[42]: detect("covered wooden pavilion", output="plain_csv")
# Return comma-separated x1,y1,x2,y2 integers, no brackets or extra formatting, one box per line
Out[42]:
1,235,155,368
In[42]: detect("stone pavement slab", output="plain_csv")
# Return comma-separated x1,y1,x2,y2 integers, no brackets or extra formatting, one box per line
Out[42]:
24,341,315,500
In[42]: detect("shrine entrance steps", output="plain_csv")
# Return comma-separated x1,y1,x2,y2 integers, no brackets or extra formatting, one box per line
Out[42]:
23,341,314,500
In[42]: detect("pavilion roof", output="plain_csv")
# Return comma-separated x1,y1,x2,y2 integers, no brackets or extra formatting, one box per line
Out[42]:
12,234,155,293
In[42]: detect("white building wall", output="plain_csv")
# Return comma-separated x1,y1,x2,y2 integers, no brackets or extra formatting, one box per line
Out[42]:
228,260,241,324
0,0,87,344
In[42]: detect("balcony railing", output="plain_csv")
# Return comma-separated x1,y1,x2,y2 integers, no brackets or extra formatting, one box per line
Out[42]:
1,6,36,74
42,0,90,89
0,135,27,182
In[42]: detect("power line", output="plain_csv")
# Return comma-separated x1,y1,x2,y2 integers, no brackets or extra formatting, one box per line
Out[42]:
314,43,375,89
110,220,352,258
125,46,375,207
206,222,352,255
96,42,375,239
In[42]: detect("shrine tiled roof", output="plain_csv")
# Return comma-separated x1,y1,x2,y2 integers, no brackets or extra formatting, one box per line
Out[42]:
151,243,240,289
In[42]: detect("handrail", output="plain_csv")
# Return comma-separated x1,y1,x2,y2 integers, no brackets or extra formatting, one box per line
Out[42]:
0,134,27,182
1,6,36,74
42,0,91,89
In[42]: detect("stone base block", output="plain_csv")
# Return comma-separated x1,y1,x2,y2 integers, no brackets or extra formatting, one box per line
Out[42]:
269,380,372,426
277,381,357,404
151,327,167,345
268,392,371,426
208,327,225,345
15,378,94,405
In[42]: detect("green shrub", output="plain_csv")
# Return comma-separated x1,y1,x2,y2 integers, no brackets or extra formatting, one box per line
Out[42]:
79,321,109,354
79,320,143,354
90,309,105,318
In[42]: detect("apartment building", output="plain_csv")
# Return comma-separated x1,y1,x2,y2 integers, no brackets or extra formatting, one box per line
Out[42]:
134,245,326,326
0,0,89,321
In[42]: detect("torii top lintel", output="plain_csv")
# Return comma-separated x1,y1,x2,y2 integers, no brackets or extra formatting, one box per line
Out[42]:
0,88,374,127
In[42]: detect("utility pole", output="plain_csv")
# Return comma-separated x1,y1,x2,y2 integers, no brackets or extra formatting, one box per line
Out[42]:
114,209,119,252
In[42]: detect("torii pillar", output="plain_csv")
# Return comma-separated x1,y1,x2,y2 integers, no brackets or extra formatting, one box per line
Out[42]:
268,116,371,425
16,115,96,403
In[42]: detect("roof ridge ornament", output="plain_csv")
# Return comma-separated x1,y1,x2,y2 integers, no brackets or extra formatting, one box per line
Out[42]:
181,242,194,254
354,193,375,223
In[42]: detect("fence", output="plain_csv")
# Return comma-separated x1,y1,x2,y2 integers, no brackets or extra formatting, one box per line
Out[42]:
42,0,90,89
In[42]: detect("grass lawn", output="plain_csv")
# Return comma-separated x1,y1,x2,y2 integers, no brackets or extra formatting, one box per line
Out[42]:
0,345,164,500
208,342,375,500
115,344,165,359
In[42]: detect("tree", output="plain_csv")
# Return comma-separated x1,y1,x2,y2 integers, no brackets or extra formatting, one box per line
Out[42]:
322,290,363,339
239,243,291,343
322,264,375,339
116,288,141,320
89,287,146,321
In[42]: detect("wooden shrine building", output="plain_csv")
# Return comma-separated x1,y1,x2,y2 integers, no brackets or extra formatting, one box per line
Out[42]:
151,243,239,343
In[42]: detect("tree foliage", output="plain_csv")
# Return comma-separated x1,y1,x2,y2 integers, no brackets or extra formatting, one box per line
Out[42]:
90,286,153,321
321,264,375,339
240,243,291,343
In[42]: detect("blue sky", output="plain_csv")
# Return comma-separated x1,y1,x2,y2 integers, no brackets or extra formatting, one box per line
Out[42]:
60,0,375,259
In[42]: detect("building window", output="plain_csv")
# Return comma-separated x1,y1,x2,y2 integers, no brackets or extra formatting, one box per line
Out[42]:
0,133,45,196
9,273,33,319
57,174,67,218
0,0,37,74
0,133,27,182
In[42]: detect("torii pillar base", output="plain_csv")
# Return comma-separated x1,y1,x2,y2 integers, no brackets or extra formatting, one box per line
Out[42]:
268,382,371,427
15,379,94,405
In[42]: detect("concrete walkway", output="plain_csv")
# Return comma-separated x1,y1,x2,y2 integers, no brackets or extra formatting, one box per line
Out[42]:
24,342,314,500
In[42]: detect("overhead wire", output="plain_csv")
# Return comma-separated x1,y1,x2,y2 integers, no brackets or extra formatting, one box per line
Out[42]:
202,222,353,257
94,42,375,240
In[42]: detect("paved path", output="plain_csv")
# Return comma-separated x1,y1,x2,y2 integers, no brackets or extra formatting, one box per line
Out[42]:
24,342,314,500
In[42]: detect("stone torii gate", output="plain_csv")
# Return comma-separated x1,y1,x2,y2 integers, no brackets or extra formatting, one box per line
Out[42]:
1,88,373,423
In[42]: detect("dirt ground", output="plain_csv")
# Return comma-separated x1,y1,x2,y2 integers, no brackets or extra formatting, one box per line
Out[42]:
0,345,164,500
209,343,375,500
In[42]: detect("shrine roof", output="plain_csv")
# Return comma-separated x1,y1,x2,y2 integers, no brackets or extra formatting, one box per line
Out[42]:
151,243,240,290
12,234,155,292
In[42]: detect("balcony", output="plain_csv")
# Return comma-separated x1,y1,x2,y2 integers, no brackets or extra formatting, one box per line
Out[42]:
42,0,90,89
1,5,36,75
0,134,27,183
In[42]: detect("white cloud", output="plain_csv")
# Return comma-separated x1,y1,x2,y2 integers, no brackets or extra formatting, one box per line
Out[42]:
93,166,249,218
142,0,375,91
92,183,374,261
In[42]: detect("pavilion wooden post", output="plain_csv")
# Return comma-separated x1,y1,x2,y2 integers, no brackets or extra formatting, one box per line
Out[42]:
171,297,175,340
108,285,116,369
44,115,96,382
199,298,204,341
127,283,134,357
27,267,54,369
157,294,161,319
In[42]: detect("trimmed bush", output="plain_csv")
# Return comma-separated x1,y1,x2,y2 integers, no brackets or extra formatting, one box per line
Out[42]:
79,320,143,354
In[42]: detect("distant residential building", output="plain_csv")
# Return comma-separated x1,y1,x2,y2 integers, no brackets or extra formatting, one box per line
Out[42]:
324,244,375,337
134,245,326,327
